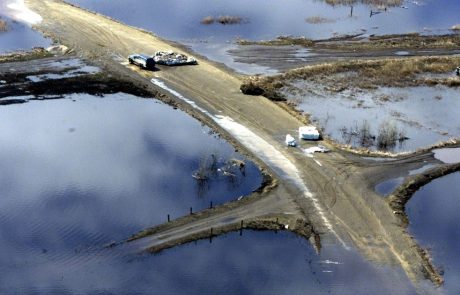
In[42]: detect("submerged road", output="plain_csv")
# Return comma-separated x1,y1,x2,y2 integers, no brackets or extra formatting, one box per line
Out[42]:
23,0,453,288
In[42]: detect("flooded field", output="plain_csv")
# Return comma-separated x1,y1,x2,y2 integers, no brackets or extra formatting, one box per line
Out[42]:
66,0,460,73
0,228,421,294
0,93,266,292
0,90,422,293
407,172,460,294
285,85,460,152
0,0,50,53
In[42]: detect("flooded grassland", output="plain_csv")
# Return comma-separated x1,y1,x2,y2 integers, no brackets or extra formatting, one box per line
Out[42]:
242,56,460,153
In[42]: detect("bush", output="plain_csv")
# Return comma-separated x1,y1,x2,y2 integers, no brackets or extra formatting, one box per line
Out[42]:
240,81,265,96
376,121,407,149
217,15,243,25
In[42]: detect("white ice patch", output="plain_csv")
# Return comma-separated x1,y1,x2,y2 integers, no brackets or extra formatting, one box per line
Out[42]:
7,0,42,25
150,78,349,249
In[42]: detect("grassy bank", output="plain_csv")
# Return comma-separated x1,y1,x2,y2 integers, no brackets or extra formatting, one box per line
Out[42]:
241,56,460,100
0,48,51,63
238,33,460,51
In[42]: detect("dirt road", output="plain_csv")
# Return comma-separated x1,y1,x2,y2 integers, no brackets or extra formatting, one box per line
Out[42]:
24,0,447,287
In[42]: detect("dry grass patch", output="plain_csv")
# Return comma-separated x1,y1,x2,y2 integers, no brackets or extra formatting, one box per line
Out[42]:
200,16,215,25
241,56,460,101
0,19,8,32
305,16,335,24
238,36,315,47
239,33,460,51
324,0,402,7
201,15,245,25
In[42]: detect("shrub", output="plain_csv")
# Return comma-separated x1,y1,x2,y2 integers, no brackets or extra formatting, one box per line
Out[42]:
217,15,243,25
240,81,265,96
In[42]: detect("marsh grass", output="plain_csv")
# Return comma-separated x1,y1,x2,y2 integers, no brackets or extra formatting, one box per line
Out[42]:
324,0,402,7
238,36,315,47
0,19,8,32
200,16,215,25
201,15,245,25
242,56,460,101
239,33,460,51
305,16,335,24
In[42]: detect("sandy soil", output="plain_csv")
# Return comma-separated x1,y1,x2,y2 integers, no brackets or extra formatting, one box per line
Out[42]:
21,0,453,288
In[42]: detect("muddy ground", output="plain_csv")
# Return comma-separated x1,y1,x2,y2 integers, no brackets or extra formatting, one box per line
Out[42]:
10,0,460,289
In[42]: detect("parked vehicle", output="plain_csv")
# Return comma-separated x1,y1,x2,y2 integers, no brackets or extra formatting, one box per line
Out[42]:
128,54,155,70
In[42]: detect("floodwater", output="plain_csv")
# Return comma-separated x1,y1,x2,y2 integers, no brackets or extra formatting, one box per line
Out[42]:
0,93,266,292
407,172,460,294
0,227,421,294
433,148,460,164
66,0,460,73
0,1,51,53
286,85,460,152
0,92,420,293
375,177,404,196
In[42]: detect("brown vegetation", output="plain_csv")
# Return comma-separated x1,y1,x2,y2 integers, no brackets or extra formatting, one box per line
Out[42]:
0,19,8,32
238,36,315,47
305,16,335,24
238,33,460,51
388,162,460,228
241,56,460,101
0,48,51,63
452,24,460,31
201,15,245,25
324,0,402,7
200,16,215,25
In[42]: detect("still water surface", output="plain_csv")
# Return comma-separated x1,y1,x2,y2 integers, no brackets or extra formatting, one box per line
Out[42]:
407,172,460,294
0,93,422,294
0,0,51,53
66,0,460,72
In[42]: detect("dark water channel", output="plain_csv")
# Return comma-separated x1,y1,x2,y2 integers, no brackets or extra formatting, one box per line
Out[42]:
407,172,460,294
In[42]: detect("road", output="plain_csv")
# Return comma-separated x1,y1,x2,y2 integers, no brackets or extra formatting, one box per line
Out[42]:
24,0,450,287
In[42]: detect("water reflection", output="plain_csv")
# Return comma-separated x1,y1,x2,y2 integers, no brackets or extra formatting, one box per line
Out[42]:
407,172,460,294
287,85,460,152
0,93,263,292
66,0,460,72
0,229,421,294
0,0,51,53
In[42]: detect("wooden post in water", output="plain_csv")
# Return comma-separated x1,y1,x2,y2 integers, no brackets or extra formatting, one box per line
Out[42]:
167,214,170,222
275,217,278,234
350,6,353,17
190,207,193,215
210,201,213,209
240,220,244,236
210,227,213,243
